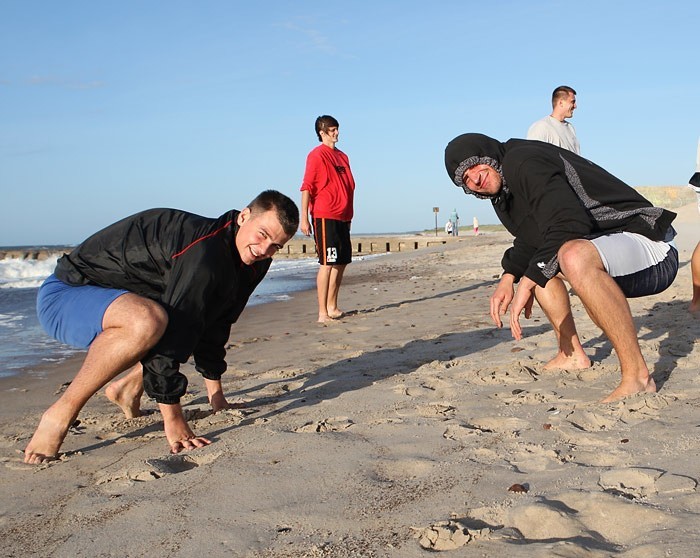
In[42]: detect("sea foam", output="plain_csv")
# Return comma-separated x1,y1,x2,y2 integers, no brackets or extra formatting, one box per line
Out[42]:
0,254,61,289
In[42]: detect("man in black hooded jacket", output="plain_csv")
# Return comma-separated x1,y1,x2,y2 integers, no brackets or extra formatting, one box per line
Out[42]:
445,133,678,402
24,190,299,464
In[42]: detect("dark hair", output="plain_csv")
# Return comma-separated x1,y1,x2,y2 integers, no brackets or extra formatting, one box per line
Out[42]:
551,85,576,107
247,190,300,237
315,115,339,142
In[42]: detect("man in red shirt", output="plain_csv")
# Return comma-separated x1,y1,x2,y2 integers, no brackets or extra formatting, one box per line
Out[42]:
300,115,356,322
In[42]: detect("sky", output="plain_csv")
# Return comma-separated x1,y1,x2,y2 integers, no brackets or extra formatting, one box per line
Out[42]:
1,0,699,246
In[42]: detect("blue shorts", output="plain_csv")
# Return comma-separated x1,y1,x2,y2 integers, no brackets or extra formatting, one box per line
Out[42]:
36,275,130,349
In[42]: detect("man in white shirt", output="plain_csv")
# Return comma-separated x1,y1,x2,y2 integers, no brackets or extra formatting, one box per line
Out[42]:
527,86,580,154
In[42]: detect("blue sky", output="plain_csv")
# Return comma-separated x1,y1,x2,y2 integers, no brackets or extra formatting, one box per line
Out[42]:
1,0,699,246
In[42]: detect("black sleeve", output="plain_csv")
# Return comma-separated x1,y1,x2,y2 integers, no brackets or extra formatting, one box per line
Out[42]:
140,248,220,404
501,236,538,281
193,320,232,380
192,268,262,380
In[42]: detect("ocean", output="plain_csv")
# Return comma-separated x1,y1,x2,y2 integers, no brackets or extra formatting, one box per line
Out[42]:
0,249,324,379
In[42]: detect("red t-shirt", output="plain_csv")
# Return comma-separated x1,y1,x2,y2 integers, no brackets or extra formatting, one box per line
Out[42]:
300,144,355,221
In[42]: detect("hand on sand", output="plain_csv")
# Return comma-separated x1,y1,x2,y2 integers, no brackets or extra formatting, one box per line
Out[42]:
169,435,212,454
209,392,246,413
161,402,212,454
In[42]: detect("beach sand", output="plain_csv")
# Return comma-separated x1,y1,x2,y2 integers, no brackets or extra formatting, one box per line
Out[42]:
1,204,699,557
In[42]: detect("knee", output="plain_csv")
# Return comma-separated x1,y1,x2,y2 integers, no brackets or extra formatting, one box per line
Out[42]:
557,239,595,278
128,299,169,345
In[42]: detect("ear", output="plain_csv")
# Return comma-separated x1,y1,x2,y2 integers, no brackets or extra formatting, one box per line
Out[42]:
237,207,251,226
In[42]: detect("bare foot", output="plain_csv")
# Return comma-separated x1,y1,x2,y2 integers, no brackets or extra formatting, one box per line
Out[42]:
689,301,700,316
105,382,143,419
327,308,345,319
24,409,70,464
601,376,657,403
543,351,591,371
318,313,333,323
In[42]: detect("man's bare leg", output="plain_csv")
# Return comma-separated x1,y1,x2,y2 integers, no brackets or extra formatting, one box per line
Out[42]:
24,294,167,464
326,264,346,319
105,364,144,418
534,276,591,370
558,239,655,402
690,241,700,315
316,264,333,322
316,264,347,322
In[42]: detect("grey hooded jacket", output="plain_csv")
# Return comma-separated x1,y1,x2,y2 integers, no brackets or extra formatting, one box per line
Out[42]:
445,133,676,286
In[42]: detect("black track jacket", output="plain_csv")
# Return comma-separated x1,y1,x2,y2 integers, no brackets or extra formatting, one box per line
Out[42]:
54,208,270,404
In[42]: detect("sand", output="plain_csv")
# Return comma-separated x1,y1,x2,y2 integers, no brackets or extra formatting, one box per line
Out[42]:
1,204,699,557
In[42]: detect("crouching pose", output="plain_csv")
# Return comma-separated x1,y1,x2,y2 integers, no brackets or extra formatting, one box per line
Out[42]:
25,190,299,463
445,134,678,402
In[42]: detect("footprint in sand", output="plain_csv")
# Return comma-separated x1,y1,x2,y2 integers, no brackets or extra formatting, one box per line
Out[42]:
293,416,354,433
468,416,531,434
564,408,620,432
443,416,530,441
250,379,306,400
457,364,540,386
189,407,254,428
96,451,221,484
598,467,697,499
493,389,563,406
506,443,566,473
564,393,675,432
417,402,457,418
443,423,488,441
505,490,675,547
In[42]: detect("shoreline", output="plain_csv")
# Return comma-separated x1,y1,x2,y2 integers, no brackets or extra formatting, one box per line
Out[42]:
0,232,497,391
2,211,700,556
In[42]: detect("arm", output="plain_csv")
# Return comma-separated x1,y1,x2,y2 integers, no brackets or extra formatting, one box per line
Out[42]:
301,149,323,236
141,249,223,448
192,320,233,411
192,259,271,411
300,190,312,236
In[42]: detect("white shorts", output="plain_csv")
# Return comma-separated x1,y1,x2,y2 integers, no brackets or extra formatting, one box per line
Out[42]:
590,232,678,298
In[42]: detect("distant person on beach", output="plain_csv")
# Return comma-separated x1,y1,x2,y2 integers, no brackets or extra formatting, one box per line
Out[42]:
473,216,479,236
23,190,299,464
450,208,460,236
689,139,700,315
527,85,580,154
445,133,678,402
300,115,356,323
445,219,453,235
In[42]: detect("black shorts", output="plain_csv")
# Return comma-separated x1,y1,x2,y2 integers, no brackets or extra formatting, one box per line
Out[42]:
313,218,352,265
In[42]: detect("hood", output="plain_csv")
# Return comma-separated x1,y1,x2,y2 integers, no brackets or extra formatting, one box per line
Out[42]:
444,133,506,199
